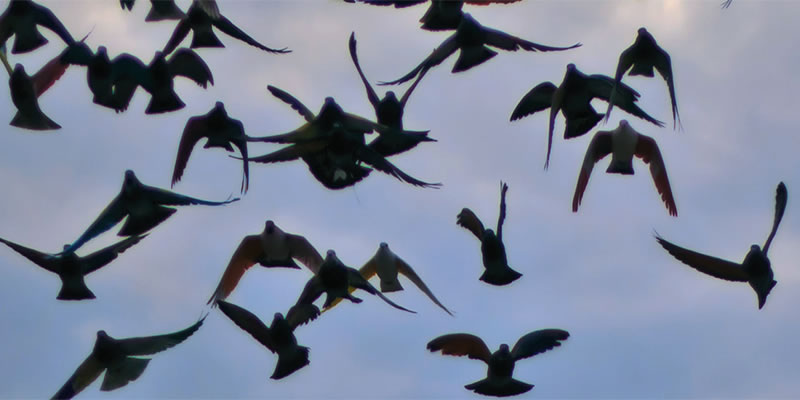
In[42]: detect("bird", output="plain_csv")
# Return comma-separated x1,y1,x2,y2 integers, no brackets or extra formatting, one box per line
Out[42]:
119,0,185,22
285,250,416,327
511,63,664,169
457,181,522,286
655,182,787,309
349,32,436,157
572,120,677,216
162,0,290,56
59,43,144,112
217,300,310,380
343,0,523,31
0,0,74,55
171,101,251,193
207,220,323,305
380,13,580,86
604,28,681,130
7,57,67,130
51,317,205,399
134,48,215,114
63,169,239,254
427,329,570,397
325,242,453,315
0,234,146,300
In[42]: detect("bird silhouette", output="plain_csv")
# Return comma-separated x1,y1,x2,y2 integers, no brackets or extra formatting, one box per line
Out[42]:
60,43,145,112
380,13,580,86
171,101,251,193
457,181,521,286
217,301,311,380
427,329,570,397
605,28,681,130
344,0,523,31
572,120,677,217
7,56,67,130
51,317,205,399
207,220,323,305
0,0,74,54
63,170,238,253
656,182,787,309
119,0,185,22
0,234,146,300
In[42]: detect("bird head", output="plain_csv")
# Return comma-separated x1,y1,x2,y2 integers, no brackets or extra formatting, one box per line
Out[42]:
385,91,397,100
264,220,275,234
123,170,141,191
619,119,630,128
498,344,510,354
566,63,576,72
380,242,389,249
12,63,25,75
97,330,109,339
638,27,648,35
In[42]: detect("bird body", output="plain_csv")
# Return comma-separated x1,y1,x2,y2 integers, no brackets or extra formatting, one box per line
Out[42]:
9,63,61,130
0,0,74,55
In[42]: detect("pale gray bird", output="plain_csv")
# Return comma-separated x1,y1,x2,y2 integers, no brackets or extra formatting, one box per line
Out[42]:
656,182,787,309
427,329,570,397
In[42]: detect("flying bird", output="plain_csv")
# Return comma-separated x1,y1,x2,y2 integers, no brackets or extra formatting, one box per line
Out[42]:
511,63,664,169
0,0,74,54
427,329,570,397
162,0,290,56
380,13,580,86
457,181,521,286
572,120,677,216
605,28,681,129
0,234,145,300
286,250,415,327
344,0,523,31
217,300,310,380
60,43,144,111
63,170,239,254
349,32,436,157
326,242,453,315
207,220,323,305
51,317,205,399
171,101,251,193
132,48,214,114
120,0,185,22
656,182,787,309
7,56,67,130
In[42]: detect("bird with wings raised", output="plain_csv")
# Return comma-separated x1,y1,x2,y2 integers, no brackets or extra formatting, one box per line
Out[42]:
344,0,523,31
0,234,145,300
656,182,787,309
207,220,323,305
7,56,67,130
119,0,185,22
0,0,74,55
51,317,204,399
217,300,311,380
572,120,677,217
427,329,570,397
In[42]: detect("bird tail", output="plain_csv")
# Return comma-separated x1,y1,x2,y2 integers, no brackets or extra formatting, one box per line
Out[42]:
380,279,404,293
479,266,522,286
145,2,185,21
100,357,150,392
271,346,310,380
118,206,176,237
629,62,655,77
145,91,185,114
191,30,225,49
57,279,96,301
452,46,497,73
605,158,635,175
465,376,534,397
564,113,603,139
10,110,61,131
11,30,48,54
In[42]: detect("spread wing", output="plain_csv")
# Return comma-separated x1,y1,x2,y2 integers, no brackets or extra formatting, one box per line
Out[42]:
483,27,581,52
167,48,214,88
426,333,491,363
651,45,681,129
496,181,508,240
349,32,380,108
82,234,147,274
172,115,210,187
572,131,613,213
763,182,787,255
286,277,324,328
0,237,60,273
31,2,75,47
324,253,378,312
161,18,192,56
216,300,276,353
267,85,314,122
456,208,485,240
356,146,442,188
207,235,263,304
240,141,329,164
511,329,570,361
345,268,416,313
212,15,290,54
379,34,459,86
655,234,749,282
64,195,128,253
510,81,555,121
118,317,205,356
51,354,105,400
396,256,453,315
32,50,69,97
634,134,678,217
588,74,664,128
286,234,323,274
140,184,239,206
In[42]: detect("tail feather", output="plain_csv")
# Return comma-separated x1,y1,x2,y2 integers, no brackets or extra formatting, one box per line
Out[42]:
10,110,61,131
380,279,404,293
100,357,150,392
271,346,310,380
452,46,497,73
145,2,185,21
145,91,185,114
465,376,534,397
57,279,96,301
479,266,522,286
190,30,225,49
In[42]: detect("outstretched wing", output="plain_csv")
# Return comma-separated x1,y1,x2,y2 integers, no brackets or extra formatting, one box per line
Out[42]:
345,268,416,313
167,48,214,88
118,317,205,356
82,234,147,274
267,85,315,122
65,196,128,253
655,235,749,282
572,131,613,213
31,2,75,46
141,184,239,206
212,15,290,54
604,44,636,123
161,18,192,56
349,32,380,108
172,115,210,187
456,208,485,240
496,181,508,240
588,74,664,128
651,46,681,129
426,333,491,363
763,182,787,255
207,235,263,304
483,27,581,52
396,256,453,315
356,146,441,188
286,277,324,328
511,329,570,361
0,237,60,273
31,50,69,97
286,234,324,274
510,81,555,121
51,354,105,400
216,300,276,353
379,34,459,86
634,134,678,217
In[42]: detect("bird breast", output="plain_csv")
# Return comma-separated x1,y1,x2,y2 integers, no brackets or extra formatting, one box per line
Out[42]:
375,248,399,282
488,350,515,379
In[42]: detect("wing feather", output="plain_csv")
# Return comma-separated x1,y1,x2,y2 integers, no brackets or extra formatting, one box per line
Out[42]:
207,235,263,304
655,235,749,282
427,333,491,363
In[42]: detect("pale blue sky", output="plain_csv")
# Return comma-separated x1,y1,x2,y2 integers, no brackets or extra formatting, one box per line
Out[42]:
0,0,799,398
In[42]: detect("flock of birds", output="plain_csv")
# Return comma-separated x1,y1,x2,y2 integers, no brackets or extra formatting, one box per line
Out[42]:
0,0,789,398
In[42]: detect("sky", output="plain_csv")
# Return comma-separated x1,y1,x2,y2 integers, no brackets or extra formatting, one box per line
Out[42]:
0,0,799,398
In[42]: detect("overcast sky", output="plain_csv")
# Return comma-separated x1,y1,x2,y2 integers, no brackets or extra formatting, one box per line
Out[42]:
0,0,799,398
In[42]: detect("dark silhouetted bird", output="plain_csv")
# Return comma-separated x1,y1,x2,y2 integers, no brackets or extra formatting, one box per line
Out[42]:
207,220,323,305
656,182,787,309
0,0,74,54
605,28,681,129
7,56,67,130
60,43,144,111
344,0,523,31
572,120,677,217
286,250,415,327
162,0,290,56
217,301,310,380
457,181,521,286
380,13,580,86
63,170,239,253
171,101,251,193
511,63,664,169
51,317,205,399
326,242,453,315
349,32,436,157
119,0,185,22
427,329,570,397
0,234,145,300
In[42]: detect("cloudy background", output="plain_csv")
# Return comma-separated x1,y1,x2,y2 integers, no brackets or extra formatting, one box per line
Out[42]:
0,0,798,398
